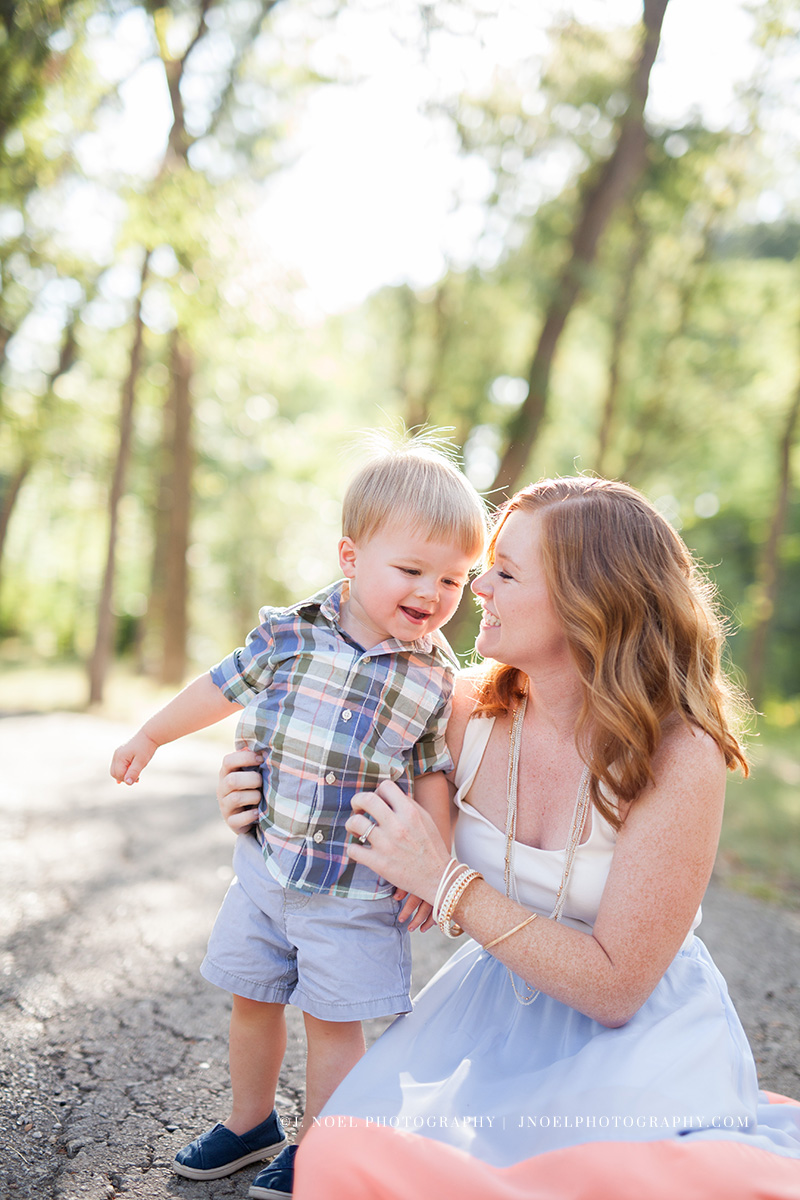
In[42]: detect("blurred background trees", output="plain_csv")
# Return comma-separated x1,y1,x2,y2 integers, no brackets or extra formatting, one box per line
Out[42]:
1,0,799,735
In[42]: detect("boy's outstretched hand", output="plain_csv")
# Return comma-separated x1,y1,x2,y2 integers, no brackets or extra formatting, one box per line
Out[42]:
110,730,159,785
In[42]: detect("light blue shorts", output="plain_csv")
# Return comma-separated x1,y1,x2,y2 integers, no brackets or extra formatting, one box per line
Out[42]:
200,832,413,1022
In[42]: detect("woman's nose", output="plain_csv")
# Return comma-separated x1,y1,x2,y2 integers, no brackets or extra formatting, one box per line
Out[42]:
471,570,489,596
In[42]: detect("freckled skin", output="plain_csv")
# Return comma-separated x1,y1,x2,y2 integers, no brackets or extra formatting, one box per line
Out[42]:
224,509,730,1030
343,511,728,1028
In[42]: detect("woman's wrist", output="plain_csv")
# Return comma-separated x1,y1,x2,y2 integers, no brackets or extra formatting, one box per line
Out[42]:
433,858,463,917
433,860,483,938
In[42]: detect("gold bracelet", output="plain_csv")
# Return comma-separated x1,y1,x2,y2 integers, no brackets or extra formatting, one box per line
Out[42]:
437,869,482,937
438,869,481,934
483,912,539,951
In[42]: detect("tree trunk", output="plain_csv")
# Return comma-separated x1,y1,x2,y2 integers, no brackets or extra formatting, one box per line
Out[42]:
140,393,173,676
0,313,80,596
746,376,800,707
490,0,670,497
595,213,647,475
135,0,208,680
620,221,712,483
0,457,32,595
158,332,194,686
87,252,150,706
0,320,14,370
408,280,455,431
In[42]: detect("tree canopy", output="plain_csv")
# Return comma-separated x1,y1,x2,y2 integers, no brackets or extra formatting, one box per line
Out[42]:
1,0,799,718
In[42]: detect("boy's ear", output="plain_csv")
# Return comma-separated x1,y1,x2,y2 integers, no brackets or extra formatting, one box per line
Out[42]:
338,537,358,579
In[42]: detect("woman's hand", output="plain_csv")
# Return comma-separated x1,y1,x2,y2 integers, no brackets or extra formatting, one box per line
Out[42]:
345,780,451,908
217,749,263,833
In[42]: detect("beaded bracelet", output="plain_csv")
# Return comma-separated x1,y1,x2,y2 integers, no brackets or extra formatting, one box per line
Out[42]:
437,868,482,938
432,858,466,924
483,912,538,951
439,870,481,937
438,868,474,924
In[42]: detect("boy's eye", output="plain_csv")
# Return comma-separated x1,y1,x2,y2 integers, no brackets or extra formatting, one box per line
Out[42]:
442,578,462,588
399,567,420,576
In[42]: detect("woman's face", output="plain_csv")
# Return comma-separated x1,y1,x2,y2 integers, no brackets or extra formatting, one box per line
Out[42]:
471,509,571,672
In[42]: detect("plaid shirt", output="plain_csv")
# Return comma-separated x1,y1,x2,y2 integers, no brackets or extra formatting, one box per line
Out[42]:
210,581,457,899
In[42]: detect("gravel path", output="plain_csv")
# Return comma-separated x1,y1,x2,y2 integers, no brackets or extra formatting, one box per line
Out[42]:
1,712,798,1200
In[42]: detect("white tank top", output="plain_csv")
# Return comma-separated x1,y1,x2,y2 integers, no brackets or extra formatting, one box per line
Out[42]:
452,715,701,944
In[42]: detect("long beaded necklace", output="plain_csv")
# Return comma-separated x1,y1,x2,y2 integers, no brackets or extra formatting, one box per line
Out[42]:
504,689,592,1005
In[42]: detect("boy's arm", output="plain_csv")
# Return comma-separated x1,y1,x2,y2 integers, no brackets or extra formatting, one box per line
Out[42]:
395,770,454,932
110,672,240,786
412,769,454,848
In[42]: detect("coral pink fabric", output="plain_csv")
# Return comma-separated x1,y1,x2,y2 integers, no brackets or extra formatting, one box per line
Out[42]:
295,1109,800,1200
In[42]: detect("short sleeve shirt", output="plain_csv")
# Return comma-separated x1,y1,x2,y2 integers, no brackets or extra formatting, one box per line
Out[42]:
210,581,457,899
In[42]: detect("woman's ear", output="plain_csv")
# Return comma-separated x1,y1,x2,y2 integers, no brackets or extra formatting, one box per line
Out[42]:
338,536,358,579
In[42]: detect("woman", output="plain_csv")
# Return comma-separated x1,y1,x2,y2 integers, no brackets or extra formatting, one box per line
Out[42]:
219,477,800,1198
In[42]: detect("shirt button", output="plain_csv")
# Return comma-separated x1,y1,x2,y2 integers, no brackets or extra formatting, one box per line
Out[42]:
362,656,371,663
313,831,324,844
325,772,336,784
341,710,352,722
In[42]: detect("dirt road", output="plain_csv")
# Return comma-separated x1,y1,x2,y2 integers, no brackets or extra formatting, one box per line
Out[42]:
2,712,798,1200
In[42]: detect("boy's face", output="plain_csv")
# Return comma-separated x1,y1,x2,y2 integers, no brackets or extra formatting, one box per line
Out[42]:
337,522,477,649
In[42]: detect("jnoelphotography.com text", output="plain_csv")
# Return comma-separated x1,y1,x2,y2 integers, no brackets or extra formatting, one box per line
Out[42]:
298,1113,752,1132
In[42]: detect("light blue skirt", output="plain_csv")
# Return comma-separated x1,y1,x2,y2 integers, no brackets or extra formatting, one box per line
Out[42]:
322,936,800,1168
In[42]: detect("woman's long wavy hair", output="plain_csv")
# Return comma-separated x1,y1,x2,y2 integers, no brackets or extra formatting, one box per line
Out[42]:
473,477,750,830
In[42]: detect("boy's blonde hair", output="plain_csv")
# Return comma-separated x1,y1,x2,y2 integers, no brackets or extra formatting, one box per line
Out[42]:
342,428,487,559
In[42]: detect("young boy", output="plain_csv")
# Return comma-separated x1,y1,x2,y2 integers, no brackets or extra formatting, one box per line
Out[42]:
110,433,486,1199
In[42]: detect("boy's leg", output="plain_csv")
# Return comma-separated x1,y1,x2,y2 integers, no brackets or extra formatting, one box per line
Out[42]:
299,1014,366,1140
226,995,288,1134
173,996,288,1179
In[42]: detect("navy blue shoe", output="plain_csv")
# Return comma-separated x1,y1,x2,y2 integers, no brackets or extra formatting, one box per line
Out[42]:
173,1111,287,1180
248,1143,298,1198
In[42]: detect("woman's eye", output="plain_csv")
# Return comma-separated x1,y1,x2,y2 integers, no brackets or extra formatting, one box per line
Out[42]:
498,570,513,581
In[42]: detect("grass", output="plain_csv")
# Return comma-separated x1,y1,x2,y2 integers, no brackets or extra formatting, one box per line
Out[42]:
2,660,799,908
717,724,800,909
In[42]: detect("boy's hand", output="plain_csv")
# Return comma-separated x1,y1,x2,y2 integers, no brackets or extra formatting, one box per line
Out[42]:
110,731,159,785
395,889,435,933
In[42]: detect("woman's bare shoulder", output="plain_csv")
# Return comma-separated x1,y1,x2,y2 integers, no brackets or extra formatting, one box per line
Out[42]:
617,717,727,838
453,667,484,708
657,715,727,779
446,669,486,769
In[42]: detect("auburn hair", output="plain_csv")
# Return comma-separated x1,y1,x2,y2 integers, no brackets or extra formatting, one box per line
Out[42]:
472,477,750,830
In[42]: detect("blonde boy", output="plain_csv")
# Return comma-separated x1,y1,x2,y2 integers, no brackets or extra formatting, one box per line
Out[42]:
110,434,486,1200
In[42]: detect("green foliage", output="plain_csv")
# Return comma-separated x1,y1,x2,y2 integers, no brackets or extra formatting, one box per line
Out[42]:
0,0,799,734
0,1,79,143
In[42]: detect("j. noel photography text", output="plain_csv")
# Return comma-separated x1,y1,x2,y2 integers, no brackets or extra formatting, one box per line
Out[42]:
303,1113,753,1132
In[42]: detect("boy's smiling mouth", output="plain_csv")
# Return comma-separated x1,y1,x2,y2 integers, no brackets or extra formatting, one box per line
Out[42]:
400,605,432,623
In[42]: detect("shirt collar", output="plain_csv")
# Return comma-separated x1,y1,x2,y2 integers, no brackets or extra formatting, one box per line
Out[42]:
291,579,457,665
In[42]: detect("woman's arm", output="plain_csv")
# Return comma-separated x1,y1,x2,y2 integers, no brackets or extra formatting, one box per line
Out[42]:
346,721,726,1028
216,669,481,837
